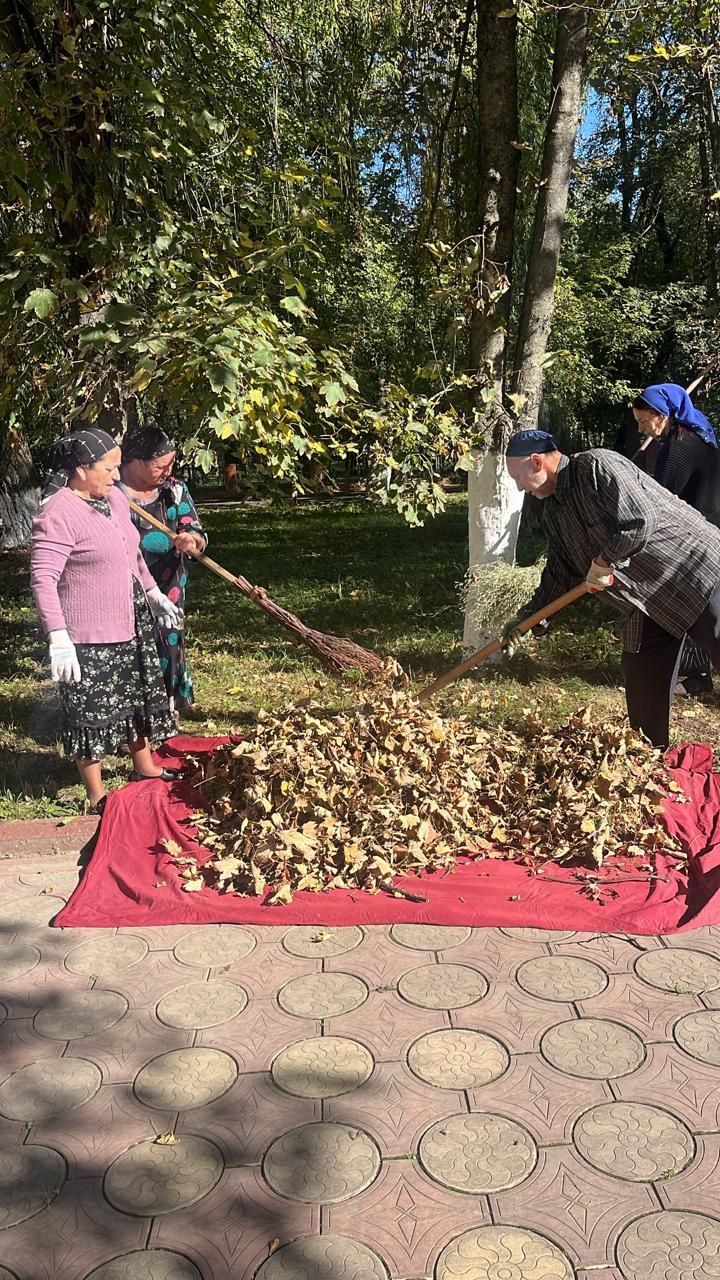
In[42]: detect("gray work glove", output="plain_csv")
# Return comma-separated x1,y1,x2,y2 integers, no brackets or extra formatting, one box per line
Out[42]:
500,615,527,656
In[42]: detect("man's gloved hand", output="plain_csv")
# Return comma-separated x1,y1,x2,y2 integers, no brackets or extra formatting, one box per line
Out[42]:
500,615,527,656
146,586,182,630
585,558,615,592
48,629,81,683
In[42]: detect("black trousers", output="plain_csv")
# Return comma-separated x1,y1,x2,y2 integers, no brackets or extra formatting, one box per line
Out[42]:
621,583,720,748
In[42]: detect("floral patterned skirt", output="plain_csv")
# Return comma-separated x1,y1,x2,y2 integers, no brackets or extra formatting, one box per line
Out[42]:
59,580,177,761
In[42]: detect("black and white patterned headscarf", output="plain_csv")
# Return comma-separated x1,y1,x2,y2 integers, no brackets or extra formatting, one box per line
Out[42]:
41,429,118,501
121,425,176,463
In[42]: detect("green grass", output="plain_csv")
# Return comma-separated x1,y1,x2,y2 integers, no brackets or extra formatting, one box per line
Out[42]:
2,492,719,820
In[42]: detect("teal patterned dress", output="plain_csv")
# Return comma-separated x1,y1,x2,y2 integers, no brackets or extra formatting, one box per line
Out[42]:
121,478,207,709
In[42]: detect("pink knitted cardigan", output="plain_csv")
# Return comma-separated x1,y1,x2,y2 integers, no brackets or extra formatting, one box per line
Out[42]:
31,485,157,643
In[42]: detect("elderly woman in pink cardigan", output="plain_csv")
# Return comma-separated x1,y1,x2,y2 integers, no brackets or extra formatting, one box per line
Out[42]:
31,428,184,814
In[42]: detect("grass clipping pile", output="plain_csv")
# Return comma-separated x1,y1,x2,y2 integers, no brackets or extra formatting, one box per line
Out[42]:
170,693,686,903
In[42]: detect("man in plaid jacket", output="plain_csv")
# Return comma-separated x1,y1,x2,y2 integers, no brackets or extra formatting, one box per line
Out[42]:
502,429,720,748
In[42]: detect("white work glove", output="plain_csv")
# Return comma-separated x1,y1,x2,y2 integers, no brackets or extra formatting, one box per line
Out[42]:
146,586,182,630
48,629,81,683
585,558,615,592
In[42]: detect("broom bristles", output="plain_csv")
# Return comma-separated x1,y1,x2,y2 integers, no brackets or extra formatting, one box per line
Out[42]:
234,575,389,677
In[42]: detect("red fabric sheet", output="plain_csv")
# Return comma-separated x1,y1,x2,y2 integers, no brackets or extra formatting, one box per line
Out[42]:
54,737,720,935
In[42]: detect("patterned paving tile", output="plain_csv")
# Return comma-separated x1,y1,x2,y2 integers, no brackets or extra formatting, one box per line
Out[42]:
196,1001,321,1074
673,1008,720,1064
325,1061,465,1156
114,924,205,952
612,1042,720,1132
655,1133,720,1215
660,926,720,960
271,1035,373,1099
419,1111,538,1192
149,1166,320,1280
77,1008,195,1084
635,946,720,995
577,973,700,1042
541,1017,645,1079
408,1028,509,1089
175,1071,321,1165
389,924,472,951
436,931,547,979
0,894,67,931
255,1235,389,1279
262,1121,381,1203
173,925,256,969
397,961,488,1010
102,953,205,1008
490,1145,659,1269
573,1101,695,1182
30,1082,173,1172
549,933,661,974
281,925,364,958
325,1158,491,1278
0,1175,146,1280
64,934,149,979
435,1224,575,1280
467,1053,613,1144
330,989,448,1061
18,868,81,899
324,930,418,988
0,1056,102,1121
104,1134,225,1216
224,947,319,1001
0,1017,67,1072
1,965,93,1020
452,981,570,1052
277,971,368,1019
615,1209,720,1279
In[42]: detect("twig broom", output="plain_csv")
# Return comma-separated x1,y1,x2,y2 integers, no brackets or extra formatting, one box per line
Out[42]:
127,500,388,679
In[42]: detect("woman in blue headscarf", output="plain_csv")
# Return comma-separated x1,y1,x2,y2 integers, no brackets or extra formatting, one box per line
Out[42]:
633,382,720,692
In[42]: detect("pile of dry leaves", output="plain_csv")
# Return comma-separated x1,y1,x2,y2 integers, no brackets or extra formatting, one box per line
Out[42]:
168,693,687,902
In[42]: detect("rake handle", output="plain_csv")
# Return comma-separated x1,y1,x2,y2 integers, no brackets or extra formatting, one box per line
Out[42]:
126,498,260,595
418,581,591,701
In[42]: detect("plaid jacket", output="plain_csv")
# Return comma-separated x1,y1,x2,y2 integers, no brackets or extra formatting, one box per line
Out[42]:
520,448,720,653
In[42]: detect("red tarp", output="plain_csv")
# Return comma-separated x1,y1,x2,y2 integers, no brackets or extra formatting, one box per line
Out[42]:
54,737,720,935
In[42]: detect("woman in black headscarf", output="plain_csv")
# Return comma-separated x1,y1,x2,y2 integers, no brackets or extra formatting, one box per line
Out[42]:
119,426,207,714
31,429,182,812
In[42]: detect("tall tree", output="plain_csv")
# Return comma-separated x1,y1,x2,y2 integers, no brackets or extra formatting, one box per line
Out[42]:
511,2,589,426
463,0,524,646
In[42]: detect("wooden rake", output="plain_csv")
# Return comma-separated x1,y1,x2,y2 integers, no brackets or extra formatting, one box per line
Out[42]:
419,581,591,701
126,499,388,678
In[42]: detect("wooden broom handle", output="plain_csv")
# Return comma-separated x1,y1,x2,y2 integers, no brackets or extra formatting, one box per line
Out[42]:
126,497,242,589
418,581,591,701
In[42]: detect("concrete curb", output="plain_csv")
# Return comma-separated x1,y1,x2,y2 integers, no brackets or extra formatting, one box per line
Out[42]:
0,815,98,859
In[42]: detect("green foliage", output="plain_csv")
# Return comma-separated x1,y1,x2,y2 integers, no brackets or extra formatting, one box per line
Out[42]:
2,0,720,516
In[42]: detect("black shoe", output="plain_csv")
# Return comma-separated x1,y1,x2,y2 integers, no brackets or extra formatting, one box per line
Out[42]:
128,767,185,783
682,674,714,696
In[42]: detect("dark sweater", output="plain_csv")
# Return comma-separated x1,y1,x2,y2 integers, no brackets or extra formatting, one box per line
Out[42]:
634,429,720,529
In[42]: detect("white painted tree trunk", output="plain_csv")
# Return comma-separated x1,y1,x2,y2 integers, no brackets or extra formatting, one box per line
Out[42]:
463,447,524,649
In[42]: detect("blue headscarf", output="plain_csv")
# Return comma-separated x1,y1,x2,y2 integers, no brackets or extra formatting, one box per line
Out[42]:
505,429,559,457
636,383,717,448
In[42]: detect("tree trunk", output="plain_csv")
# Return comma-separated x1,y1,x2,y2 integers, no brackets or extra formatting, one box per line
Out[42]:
511,3,588,428
698,63,720,300
0,425,39,549
463,0,523,649
469,0,519,397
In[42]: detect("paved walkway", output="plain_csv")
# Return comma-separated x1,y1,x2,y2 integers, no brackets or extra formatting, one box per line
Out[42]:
1,849,720,1278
